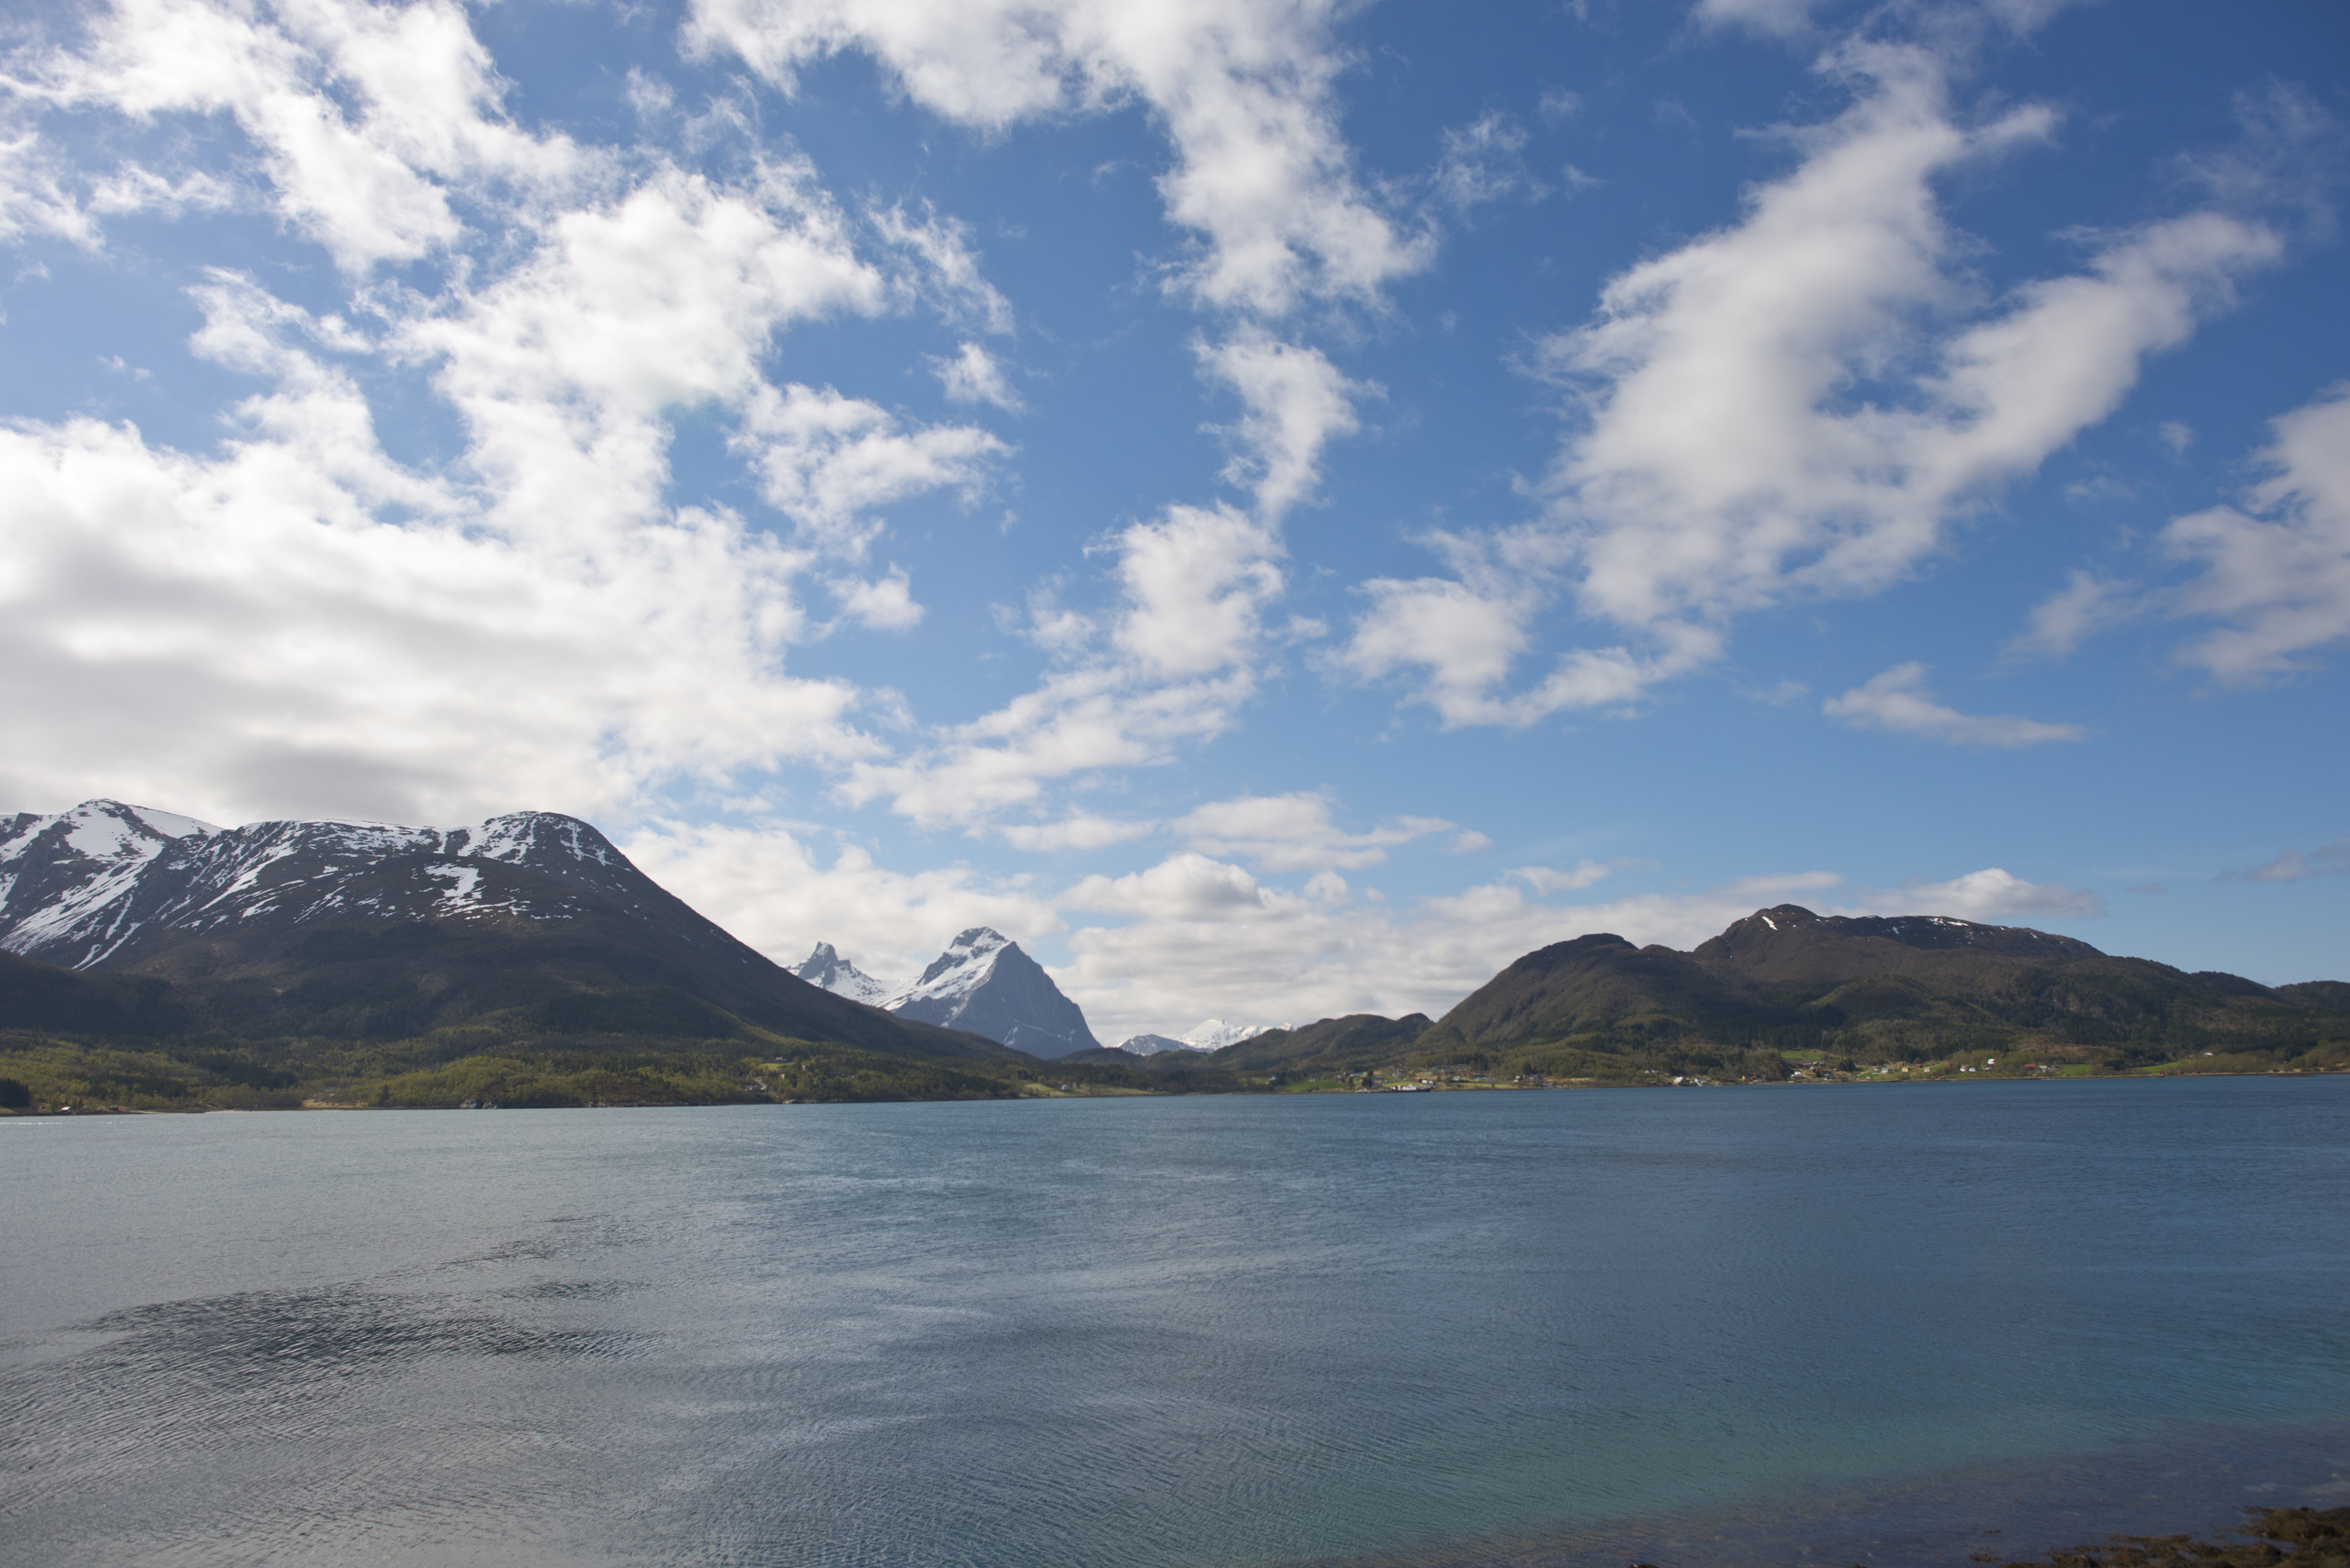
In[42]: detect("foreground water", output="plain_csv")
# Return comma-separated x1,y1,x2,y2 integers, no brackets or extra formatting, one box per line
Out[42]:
2,1079,2346,1567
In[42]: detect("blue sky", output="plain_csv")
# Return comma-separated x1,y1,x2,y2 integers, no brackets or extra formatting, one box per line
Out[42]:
3,0,2345,1040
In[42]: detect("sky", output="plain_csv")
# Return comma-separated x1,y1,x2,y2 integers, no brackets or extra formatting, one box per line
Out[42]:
2,0,2346,1043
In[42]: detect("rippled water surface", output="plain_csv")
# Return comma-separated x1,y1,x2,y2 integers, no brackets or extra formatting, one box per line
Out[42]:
4,1079,2347,1567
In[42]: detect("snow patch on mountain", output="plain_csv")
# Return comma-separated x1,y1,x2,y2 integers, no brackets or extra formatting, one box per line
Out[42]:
1180,1018,1283,1050
795,942,892,1005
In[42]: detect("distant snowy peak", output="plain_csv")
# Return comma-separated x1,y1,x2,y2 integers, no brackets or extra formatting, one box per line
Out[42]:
1180,1018,1282,1051
1114,1033,1207,1056
884,927,1099,1059
888,927,1013,1009
795,942,892,1005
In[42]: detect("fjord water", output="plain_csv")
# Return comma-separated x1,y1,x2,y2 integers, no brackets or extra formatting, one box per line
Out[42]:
3,1082,2346,1568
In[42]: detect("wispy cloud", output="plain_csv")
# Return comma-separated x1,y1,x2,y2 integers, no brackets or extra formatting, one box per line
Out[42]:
1824,664,2086,748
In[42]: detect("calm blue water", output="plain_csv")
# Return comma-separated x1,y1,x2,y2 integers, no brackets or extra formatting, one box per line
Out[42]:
2,1079,2346,1568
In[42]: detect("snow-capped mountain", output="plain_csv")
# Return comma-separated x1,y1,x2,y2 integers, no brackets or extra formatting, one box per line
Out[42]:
794,942,891,1004
1,801,645,970
1113,1033,1209,1056
884,927,1099,1058
0,799,1011,1059
1180,1018,1282,1051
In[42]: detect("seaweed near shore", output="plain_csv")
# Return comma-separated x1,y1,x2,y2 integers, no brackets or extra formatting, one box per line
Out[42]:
1991,1507,2350,1568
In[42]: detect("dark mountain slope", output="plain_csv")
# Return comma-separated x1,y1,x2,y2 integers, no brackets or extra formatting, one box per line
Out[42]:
2279,981,2350,1013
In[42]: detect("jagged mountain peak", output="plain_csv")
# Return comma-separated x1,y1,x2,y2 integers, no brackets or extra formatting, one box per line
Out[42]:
795,942,891,1005
886,928,1097,1058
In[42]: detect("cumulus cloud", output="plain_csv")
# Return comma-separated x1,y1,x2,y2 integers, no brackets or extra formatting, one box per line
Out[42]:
21,0,592,270
823,568,925,632
1197,328,1368,520
735,381,1010,551
1110,503,1286,679
0,2,1034,830
2165,385,2350,682
684,0,1431,317
1823,663,2086,748
1847,868,2105,920
931,341,1023,410
0,280,877,826
1345,41,2283,726
1174,792,1453,873
2225,836,2350,884
405,157,889,539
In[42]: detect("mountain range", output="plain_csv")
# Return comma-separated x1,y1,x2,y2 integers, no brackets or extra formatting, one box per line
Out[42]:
1183,903,2349,1082
4,800,2344,1110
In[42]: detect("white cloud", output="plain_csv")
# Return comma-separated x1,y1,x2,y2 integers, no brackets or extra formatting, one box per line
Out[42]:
1174,791,1452,873
0,280,878,827
1347,41,2283,727
1062,851,1267,917
684,0,1432,317
2004,569,2142,662
24,0,592,270
873,201,1016,333
1110,502,1285,680
931,341,1023,411
1432,112,1538,213
998,814,1154,853
1334,554,1717,725
0,126,103,244
1691,0,1819,36
1823,663,2086,748
845,662,1255,828
824,568,924,632
1509,862,1613,894
2165,385,2350,683
406,158,889,541
735,382,1010,551
1541,48,2273,634
1847,868,2104,920
1196,328,1367,520
2226,836,2350,884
